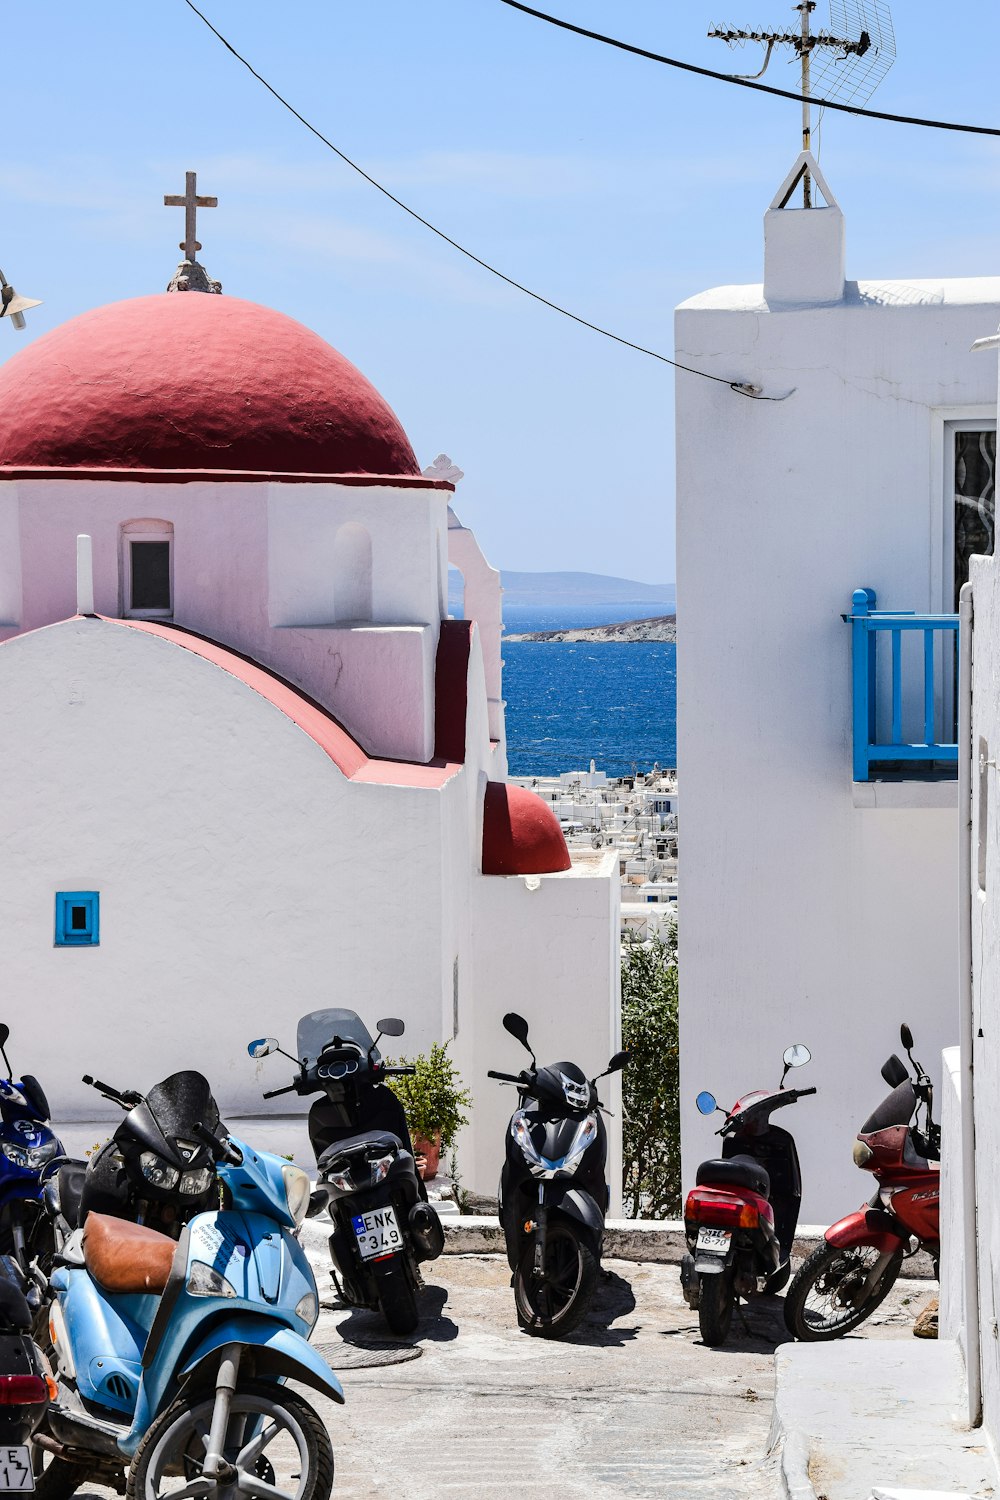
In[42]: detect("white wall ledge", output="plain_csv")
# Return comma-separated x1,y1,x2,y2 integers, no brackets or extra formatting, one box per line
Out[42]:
852,779,958,810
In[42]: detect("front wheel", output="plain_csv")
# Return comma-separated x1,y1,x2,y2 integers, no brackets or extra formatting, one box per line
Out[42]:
784,1240,904,1341
514,1221,598,1338
126,1381,334,1500
698,1271,734,1346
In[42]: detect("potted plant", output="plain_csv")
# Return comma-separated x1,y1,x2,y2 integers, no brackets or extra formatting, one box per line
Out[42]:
385,1041,472,1180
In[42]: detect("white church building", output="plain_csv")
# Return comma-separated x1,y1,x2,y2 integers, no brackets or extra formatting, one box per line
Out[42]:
0,203,621,1202
676,150,998,1223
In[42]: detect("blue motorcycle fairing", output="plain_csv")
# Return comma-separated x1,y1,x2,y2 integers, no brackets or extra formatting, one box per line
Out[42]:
59,1271,158,1416
218,1140,301,1230
118,1207,320,1457
546,1183,605,1239
180,1317,344,1406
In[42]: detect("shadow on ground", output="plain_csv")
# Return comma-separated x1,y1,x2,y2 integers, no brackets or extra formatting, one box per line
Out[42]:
658,1293,792,1352
333,1280,459,1345
563,1269,640,1347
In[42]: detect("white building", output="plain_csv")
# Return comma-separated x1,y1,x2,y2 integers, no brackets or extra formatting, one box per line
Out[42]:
0,264,621,1201
676,151,998,1221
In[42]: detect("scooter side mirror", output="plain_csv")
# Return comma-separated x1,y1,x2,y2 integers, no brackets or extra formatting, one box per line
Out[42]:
881,1054,909,1088
376,1018,405,1038
696,1091,718,1115
247,1038,278,1059
782,1044,811,1070
0,1025,10,1051
503,1012,531,1049
900,1023,914,1051
605,1051,628,1075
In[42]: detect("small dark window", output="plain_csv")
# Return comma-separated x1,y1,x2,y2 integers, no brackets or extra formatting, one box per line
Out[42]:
55,892,99,948
130,541,171,612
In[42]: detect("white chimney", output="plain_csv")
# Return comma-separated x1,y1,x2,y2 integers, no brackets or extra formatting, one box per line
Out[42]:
76,534,94,616
764,151,845,309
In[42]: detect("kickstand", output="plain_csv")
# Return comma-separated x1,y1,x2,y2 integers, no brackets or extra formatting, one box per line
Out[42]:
737,1301,753,1336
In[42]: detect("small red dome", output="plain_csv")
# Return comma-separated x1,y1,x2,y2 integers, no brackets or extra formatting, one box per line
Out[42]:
0,293,421,480
482,782,572,876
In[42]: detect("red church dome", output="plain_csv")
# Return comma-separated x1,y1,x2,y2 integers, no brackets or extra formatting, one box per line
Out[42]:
0,293,423,482
482,782,572,876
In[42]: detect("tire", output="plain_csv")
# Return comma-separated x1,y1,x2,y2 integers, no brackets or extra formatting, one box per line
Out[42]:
514,1221,598,1339
126,1380,334,1500
784,1240,905,1341
698,1271,734,1346
372,1258,419,1335
31,1455,94,1500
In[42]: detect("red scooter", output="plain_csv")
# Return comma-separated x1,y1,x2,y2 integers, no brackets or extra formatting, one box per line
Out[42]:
783,1023,939,1341
681,1044,816,1346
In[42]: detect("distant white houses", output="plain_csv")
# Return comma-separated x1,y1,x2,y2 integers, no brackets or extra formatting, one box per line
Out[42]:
675,149,1000,1222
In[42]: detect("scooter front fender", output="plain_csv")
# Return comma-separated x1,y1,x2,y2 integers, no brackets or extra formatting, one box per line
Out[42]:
826,1207,905,1254
120,1317,344,1460
546,1183,604,1242
180,1317,345,1406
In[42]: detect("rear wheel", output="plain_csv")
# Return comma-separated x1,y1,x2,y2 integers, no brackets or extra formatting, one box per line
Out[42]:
372,1257,419,1335
31,1453,95,1500
514,1222,598,1338
698,1271,734,1346
784,1240,904,1341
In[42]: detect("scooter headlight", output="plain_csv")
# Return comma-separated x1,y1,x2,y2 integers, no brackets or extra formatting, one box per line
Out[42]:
510,1110,543,1169
561,1113,599,1174
282,1164,312,1228
179,1167,214,1196
294,1292,318,1329
187,1261,237,1299
139,1152,179,1189
1,1138,58,1170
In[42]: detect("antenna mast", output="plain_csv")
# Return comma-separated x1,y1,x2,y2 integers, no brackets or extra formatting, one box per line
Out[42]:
710,1,895,207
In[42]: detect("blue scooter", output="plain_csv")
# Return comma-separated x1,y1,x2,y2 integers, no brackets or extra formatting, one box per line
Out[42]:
36,1114,341,1500
0,1025,63,1269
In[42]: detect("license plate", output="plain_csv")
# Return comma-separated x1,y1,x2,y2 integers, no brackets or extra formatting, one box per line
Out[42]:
352,1206,403,1261
0,1448,33,1491
696,1227,731,1253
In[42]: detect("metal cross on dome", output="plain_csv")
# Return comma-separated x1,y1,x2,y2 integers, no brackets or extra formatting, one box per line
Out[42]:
163,171,218,261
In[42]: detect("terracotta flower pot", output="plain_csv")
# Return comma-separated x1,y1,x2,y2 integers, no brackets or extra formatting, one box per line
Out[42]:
413,1132,442,1180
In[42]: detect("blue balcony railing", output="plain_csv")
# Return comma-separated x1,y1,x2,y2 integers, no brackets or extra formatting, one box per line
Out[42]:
846,588,960,782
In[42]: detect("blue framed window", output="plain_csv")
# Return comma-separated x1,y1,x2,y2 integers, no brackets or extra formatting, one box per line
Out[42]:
55,892,99,948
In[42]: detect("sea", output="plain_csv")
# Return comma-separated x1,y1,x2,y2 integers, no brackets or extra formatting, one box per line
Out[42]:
500,603,677,779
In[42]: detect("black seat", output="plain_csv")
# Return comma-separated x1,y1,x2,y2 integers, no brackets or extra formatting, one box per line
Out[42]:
696,1155,770,1199
317,1130,404,1172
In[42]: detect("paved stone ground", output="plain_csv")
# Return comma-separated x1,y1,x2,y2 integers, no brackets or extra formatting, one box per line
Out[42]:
67,1256,932,1500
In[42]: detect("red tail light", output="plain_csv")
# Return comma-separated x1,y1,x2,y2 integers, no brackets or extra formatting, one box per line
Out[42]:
685,1189,762,1230
0,1374,50,1405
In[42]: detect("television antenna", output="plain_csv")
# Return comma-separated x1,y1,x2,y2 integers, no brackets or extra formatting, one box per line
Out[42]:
709,2,895,206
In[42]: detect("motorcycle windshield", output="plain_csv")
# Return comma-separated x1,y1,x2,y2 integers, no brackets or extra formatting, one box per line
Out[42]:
296,1009,377,1066
145,1071,220,1139
861,1079,917,1134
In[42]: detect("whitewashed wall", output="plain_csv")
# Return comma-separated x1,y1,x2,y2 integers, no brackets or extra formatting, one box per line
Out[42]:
676,272,1000,1223
939,1047,965,1348
0,477,449,762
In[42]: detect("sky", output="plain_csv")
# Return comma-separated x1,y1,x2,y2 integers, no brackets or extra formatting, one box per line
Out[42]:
2,1,1000,584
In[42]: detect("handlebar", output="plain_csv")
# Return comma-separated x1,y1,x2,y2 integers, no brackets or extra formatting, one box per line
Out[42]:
380,1065,416,1077
488,1070,527,1084
82,1074,141,1108
262,1084,297,1100
193,1121,244,1167
795,1087,817,1098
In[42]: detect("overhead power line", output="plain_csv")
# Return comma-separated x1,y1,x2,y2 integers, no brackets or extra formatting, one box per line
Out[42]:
497,0,1000,138
180,0,786,400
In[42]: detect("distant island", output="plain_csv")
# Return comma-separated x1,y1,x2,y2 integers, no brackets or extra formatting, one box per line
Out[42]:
506,614,677,644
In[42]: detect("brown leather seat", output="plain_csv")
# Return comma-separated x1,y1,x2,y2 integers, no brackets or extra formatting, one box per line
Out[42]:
82,1212,177,1295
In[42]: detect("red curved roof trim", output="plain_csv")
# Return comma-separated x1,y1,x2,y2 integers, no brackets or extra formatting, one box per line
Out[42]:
482,781,572,876
110,618,460,787
0,467,453,490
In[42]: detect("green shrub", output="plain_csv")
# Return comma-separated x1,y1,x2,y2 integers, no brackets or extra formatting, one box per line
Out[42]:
385,1041,472,1148
621,933,680,1217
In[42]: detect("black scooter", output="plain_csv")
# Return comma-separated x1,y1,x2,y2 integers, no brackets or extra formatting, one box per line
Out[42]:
0,1258,54,1476
249,1008,444,1335
490,1012,627,1338
42,1072,224,1251
680,1044,815,1345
